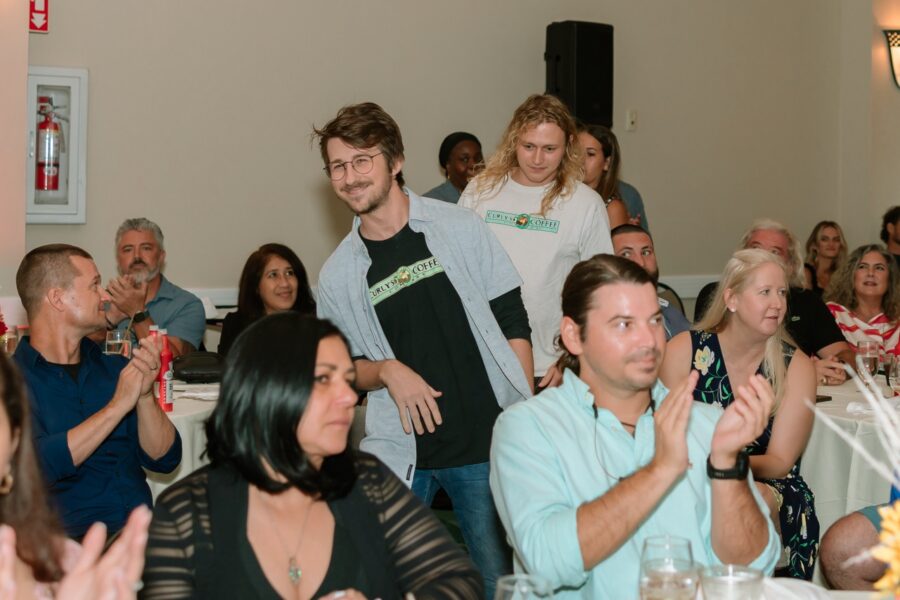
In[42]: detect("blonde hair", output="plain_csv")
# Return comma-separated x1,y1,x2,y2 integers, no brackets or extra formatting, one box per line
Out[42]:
739,218,805,288
473,94,582,216
695,249,791,407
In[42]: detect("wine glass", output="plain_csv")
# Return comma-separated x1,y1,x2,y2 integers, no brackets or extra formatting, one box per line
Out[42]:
639,535,698,600
857,340,880,378
494,575,552,600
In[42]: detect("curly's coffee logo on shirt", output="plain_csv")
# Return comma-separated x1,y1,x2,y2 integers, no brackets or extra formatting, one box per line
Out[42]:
485,210,559,233
368,257,444,306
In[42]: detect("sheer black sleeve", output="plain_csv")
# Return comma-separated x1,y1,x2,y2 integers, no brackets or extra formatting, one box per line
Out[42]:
357,456,484,600
140,473,208,599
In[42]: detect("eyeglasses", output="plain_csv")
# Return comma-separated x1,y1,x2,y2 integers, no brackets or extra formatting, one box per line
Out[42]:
324,152,383,180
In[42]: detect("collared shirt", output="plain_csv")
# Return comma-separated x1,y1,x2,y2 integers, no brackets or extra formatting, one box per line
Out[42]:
316,190,532,483
13,336,182,538
826,301,900,356
490,370,779,599
423,179,462,204
659,297,690,341
116,275,206,349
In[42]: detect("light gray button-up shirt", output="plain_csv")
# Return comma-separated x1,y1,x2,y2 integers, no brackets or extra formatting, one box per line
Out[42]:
317,190,532,483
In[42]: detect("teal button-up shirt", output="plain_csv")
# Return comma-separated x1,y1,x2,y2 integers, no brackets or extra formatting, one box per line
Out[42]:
490,370,779,599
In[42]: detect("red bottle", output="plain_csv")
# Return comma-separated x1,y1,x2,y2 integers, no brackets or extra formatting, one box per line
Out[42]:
153,328,174,412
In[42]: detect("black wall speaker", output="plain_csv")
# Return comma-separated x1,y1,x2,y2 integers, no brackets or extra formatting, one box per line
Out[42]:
545,21,614,127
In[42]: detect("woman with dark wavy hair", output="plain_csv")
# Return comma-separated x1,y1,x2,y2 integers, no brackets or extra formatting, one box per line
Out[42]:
824,244,900,356
218,243,316,357
142,313,482,599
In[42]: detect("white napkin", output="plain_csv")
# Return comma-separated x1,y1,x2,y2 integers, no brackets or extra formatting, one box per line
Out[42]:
847,398,900,414
173,383,219,401
761,578,833,599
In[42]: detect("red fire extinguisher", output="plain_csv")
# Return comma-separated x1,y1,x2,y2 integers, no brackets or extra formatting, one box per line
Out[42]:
36,96,60,191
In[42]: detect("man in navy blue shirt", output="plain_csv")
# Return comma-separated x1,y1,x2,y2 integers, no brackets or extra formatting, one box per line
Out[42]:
13,244,181,539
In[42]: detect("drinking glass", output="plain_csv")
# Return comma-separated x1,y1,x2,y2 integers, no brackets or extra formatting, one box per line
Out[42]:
105,329,132,357
857,340,880,378
2,329,17,355
887,354,900,396
494,575,553,600
639,535,698,600
700,565,763,600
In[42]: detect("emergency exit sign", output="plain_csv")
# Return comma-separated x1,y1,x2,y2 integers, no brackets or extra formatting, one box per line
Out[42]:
29,0,49,33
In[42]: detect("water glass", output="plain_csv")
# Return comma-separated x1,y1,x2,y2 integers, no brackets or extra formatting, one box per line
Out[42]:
888,355,900,396
639,535,698,600
105,329,132,357
2,329,17,355
494,575,553,600
857,340,880,378
700,565,763,600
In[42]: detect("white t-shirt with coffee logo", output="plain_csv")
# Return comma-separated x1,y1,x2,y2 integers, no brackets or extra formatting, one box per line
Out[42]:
460,177,612,376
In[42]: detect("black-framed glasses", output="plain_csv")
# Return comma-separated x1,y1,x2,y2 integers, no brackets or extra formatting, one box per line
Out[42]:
324,152,383,181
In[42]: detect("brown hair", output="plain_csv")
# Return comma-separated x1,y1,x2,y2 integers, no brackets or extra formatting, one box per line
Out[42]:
16,244,93,319
824,244,900,321
313,102,405,187
804,220,847,276
0,353,64,581
556,254,654,375
578,124,622,201
473,94,582,216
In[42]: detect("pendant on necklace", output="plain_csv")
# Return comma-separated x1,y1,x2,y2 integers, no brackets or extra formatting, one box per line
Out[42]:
288,556,302,585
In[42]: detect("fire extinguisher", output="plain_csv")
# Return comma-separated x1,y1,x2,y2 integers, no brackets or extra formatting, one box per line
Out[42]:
36,96,60,191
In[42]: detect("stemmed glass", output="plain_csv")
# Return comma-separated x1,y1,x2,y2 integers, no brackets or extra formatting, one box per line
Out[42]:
639,535,698,600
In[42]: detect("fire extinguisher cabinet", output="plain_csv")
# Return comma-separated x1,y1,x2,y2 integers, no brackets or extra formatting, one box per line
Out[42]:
25,66,88,224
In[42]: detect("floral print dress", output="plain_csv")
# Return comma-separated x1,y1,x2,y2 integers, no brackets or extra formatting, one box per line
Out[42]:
690,330,819,580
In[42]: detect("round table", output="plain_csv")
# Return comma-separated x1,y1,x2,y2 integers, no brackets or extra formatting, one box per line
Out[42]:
145,387,218,500
800,380,893,539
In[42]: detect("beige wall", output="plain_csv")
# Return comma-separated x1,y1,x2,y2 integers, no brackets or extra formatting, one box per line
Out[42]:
0,0,28,299
873,0,900,236
19,0,887,291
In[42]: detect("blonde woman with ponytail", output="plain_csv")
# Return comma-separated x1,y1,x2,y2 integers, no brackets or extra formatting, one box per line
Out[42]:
660,248,819,580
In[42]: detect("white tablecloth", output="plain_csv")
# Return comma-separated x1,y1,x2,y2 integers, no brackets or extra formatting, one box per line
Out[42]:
145,384,218,499
800,380,892,538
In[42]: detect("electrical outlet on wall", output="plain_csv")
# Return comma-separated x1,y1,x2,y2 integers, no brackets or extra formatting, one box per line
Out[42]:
625,109,638,131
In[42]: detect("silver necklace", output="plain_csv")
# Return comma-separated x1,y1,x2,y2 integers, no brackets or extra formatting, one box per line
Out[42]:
257,491,316,586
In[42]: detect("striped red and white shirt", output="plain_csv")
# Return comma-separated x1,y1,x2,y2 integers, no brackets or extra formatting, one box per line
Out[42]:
826,301,900,356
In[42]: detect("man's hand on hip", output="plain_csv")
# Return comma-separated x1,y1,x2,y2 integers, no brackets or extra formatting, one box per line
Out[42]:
380,360,443,435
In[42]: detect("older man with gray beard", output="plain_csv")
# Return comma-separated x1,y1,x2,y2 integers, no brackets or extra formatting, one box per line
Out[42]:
106,217,205,357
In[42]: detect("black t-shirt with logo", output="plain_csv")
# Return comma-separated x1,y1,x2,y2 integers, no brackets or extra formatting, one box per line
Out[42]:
362,224,501,469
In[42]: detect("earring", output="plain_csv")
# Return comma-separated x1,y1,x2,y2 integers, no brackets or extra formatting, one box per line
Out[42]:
728,306,737,313
0,472,13,495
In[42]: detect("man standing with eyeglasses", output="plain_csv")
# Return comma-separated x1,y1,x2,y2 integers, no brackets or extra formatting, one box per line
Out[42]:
313,102,533,597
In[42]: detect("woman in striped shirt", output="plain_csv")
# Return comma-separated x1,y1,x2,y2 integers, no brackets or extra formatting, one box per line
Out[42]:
824,244,900,357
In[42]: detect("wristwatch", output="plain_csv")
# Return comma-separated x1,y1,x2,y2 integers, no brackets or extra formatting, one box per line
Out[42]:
131,310,148,324
706,450,749,480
